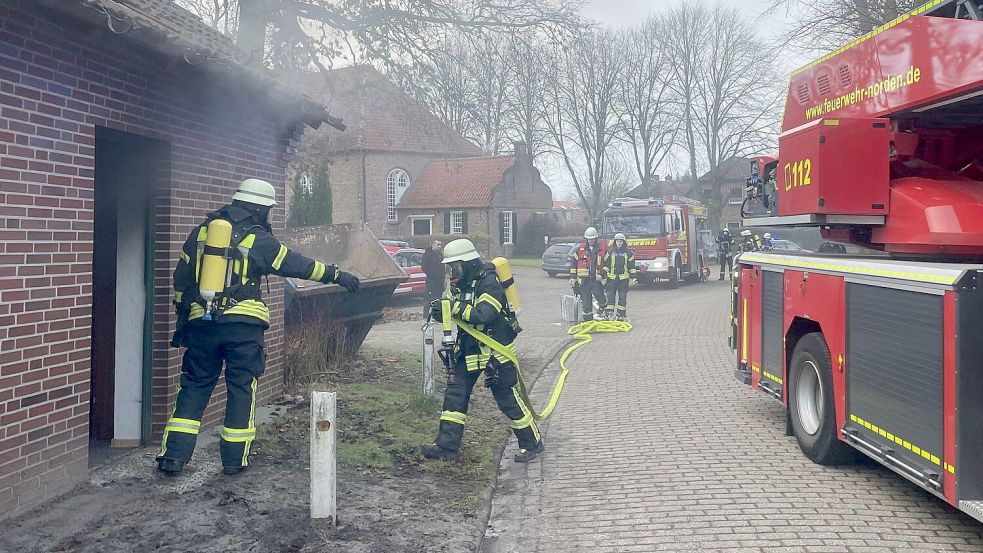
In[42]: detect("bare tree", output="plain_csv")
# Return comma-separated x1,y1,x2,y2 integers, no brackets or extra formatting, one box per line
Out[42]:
405,35,477,138
766,0,923,55
178,0,583,74
694,6,783,230
616,18,679,198
544,30,624,222
503,34,552,160
661,3,710,200
466,35,513,154
178,0,239,35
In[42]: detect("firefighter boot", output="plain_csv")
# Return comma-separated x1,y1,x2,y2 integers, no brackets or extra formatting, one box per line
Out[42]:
513,441,545,463
422,444,460,460
157,458,185,476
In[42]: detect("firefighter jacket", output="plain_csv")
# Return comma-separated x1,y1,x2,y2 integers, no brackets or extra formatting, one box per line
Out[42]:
717,232,733,255
436,263,518,372
570,241,604,282
601,246,637,280
173,203,341,328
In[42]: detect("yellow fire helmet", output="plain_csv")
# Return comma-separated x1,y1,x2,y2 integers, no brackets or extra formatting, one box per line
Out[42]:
442,238,481,263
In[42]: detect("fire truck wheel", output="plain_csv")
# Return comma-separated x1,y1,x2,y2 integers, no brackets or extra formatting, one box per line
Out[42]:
668,263,680,289
788,332,854,465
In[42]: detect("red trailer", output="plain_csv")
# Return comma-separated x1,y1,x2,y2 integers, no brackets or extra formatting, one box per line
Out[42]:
733,0,983,523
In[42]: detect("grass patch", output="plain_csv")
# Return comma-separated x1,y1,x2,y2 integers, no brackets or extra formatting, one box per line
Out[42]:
507,257,541,268
258,347,509,514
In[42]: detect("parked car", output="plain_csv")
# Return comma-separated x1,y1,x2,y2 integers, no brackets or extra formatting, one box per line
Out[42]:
541,243,578,277
391,248,427,296
380,239,410,255
769,239,810,253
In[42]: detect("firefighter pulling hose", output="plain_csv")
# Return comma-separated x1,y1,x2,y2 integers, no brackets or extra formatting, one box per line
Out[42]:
423,240,630,463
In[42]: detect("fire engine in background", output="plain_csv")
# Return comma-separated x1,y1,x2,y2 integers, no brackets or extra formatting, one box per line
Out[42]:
602,196,710,288
732,0,983,523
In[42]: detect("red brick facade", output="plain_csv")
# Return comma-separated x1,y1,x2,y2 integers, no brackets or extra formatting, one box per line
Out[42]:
0,2,314,518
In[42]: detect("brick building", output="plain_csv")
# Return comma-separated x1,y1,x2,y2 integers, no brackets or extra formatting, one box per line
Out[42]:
0,0,338,518
287,66,482,238
397,144,553,259
696,157,753,230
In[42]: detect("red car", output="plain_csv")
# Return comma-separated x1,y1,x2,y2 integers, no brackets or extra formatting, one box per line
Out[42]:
391,248,427,296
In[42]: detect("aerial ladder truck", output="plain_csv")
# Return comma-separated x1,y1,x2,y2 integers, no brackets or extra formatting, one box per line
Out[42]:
732,0,983,523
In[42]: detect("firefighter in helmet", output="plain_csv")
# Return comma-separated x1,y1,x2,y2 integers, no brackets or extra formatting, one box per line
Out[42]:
570,226,608,321
423,239,544,463
159,178,360,476
716,228,734,280
602,233,636,321
761,232,774,251
739,229,758,252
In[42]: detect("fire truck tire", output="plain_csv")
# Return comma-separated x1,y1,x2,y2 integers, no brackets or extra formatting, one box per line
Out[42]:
668,261,680,289
788,332,854,465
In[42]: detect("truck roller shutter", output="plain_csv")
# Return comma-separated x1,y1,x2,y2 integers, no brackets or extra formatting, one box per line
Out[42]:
761,270,784,394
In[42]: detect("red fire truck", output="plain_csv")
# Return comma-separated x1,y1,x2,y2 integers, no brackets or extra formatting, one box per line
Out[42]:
602,196,709,288
732,0,983,523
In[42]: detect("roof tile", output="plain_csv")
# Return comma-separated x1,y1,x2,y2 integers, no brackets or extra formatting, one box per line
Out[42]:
399,156,516,209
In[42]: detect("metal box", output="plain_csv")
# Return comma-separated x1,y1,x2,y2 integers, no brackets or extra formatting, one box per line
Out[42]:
561,294,582,323
776,117,890,217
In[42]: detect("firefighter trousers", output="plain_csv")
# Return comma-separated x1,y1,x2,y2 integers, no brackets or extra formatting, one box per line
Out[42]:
158,322,265,469
436,357,540,452
718,252,733,278
578,279,607,317
605,279,629,316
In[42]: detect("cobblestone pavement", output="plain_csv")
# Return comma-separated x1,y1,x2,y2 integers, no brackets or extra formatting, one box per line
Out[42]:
482,276,983,553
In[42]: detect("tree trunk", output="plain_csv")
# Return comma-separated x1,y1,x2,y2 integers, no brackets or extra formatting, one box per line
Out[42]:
237,0,269,63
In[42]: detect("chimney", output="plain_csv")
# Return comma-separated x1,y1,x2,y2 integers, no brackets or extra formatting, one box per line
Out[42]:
513,141,529,163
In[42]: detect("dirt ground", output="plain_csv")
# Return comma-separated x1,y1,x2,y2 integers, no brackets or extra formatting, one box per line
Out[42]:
0,347,542,553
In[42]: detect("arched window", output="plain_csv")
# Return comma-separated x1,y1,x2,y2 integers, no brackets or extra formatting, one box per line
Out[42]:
387,168,410,221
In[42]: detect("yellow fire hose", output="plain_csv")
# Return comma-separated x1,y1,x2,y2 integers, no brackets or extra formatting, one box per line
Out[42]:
454,318,632,421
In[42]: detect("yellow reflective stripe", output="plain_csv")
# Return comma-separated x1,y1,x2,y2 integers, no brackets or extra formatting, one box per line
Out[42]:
189,303,205,320
741,298,748,363
462,304,473,320
272,245,289,271
180,252,190,264
164,417,201,435
222,426,257,442
243,378,257,465
740,253,958,285
510,386,540,442
440,411,467,425
478,293,502,312
223,306,270,323
310,261,326,281
849,413,945,468
175,291,184,303
239,234,256,248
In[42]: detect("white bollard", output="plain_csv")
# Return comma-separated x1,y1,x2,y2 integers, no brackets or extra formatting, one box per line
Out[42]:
423,324,435,396
310,391,336,524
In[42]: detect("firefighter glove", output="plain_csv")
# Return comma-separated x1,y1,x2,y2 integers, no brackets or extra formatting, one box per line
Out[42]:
335,271,360,293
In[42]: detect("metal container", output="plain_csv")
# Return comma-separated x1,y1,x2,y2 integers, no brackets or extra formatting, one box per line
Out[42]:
561,294,582,323
282,223,407,353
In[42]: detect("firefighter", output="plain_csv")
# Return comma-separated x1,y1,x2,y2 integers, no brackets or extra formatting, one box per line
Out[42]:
423,239,544,463
762,232,774,251
158,178,360,477
716,228,733,280
739,229,758,252
602,233,636,321
569,226,608,321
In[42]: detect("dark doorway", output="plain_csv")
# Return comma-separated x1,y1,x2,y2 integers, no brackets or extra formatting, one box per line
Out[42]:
90,128,167,460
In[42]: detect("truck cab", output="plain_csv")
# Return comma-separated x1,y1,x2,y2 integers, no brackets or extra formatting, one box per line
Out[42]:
602,196,709,288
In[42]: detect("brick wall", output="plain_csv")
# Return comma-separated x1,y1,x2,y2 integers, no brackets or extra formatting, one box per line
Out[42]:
489,158,553,258
0,2,304,519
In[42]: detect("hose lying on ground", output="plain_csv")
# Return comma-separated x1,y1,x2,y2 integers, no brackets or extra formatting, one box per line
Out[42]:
454,318,632,421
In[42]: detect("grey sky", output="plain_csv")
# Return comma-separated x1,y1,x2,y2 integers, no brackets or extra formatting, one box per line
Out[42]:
583,0,772,28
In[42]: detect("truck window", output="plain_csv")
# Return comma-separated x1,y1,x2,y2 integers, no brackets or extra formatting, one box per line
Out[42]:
603,215,666,236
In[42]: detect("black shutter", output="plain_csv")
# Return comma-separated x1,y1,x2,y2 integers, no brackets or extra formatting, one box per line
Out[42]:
443,212,450,234
511,212,518,245
499,212,506,244
462,211,469,234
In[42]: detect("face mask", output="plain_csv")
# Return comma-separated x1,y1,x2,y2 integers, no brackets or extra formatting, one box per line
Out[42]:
450,262,465,282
